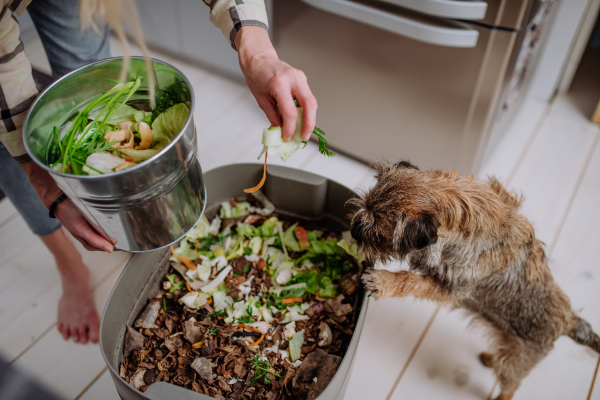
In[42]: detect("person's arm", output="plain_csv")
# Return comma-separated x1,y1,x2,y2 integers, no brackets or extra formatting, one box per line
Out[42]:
0,4,114,253
203,0,317,142
19,161,116,252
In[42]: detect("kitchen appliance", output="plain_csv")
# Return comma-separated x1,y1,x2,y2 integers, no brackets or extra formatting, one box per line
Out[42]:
23,57,206,252
272,0,556,174
100,163,369,400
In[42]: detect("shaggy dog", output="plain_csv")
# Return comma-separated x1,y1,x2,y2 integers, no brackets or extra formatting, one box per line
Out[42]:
351,161,599,400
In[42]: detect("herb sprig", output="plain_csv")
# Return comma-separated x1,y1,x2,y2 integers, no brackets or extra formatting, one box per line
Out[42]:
313,127,336,157
250,355,283,386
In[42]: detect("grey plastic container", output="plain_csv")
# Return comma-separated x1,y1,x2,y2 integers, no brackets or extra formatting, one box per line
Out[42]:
100,163,369,400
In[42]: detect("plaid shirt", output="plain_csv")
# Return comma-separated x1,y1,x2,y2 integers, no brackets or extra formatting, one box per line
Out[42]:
0,0,268,162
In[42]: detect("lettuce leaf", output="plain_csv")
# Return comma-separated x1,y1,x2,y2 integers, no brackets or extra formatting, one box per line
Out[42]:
151,103,189,143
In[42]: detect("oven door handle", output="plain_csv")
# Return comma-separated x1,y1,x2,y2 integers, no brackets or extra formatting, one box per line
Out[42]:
301,0,479,48
379,0,488,20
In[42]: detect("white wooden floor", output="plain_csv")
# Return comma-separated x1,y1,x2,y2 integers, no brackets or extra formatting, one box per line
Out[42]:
2,37,599,400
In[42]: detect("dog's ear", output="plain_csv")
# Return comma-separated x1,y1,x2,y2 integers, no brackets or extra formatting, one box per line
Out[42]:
373,161,393,180
396,212,440,252
394,160,419,170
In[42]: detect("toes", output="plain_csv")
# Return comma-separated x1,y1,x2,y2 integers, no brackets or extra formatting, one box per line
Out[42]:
71,329,80,343
57,323,70,340
361,270,383,298
77,325,88,344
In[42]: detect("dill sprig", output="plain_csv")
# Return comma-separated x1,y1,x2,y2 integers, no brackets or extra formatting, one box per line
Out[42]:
313,127,336,157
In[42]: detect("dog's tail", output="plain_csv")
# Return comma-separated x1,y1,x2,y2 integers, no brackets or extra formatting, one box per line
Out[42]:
568,315,600,353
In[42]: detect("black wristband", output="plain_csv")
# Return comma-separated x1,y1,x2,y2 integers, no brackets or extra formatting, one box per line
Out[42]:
48,193,68,219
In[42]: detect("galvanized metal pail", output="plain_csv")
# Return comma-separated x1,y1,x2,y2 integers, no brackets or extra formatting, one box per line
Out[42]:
23,57,206,252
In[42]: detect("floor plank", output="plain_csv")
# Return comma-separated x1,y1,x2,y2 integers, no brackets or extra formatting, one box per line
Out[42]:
344,297,438,400
78,368,120,400
508,96,600,246
512,138,600,400
12,260,127,399
389,306,497,400
478,96,548,183
0,221,130,361
0,198,18,229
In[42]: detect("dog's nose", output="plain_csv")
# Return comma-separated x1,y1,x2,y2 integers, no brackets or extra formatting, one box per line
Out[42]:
351,219,365,244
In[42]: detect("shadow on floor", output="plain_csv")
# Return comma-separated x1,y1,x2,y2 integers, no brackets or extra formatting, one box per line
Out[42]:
567,48,600,118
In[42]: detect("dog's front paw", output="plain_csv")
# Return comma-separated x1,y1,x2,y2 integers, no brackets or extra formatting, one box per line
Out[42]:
362,269,397,300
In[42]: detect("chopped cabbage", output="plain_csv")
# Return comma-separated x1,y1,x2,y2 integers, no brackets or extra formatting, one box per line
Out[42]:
251,191,275,215
83,152,124,175
179,291,208,309
289,329,305,362
337,231,365,262
249,237,262,254
201,266,232,293
283,223,301,252
220,201,252,219
197,258,212,281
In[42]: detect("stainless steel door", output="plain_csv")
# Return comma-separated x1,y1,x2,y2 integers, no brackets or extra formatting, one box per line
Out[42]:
274,0,517,173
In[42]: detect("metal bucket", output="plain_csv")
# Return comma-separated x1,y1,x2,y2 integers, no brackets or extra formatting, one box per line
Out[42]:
100,163,369,400
23,57,206,252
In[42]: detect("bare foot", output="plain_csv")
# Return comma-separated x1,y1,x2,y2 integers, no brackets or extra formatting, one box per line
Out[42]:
40,228,100,344
57,274,100,344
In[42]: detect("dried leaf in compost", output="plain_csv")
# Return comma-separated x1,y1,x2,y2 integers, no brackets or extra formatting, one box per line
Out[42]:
124,325,145,357
191,357,214,382
184,317,203,344
164,334,184,352
134,301,161,329
130,368,147,390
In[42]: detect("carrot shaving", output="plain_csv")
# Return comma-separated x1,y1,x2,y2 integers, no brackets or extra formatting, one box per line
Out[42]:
192,341,204,349
238,324,262,333
185,281,192,292
248,334,264,348
280,297,304,305
206,297,213,304
169,245,197,270
244,149,268,193
238,324,265,347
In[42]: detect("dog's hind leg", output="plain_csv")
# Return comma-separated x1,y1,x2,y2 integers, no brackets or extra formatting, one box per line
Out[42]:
491,336,551,400
362,269,451,302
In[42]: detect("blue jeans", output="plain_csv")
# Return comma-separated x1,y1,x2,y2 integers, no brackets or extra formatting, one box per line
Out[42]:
0,0,110,236
27,0,111,79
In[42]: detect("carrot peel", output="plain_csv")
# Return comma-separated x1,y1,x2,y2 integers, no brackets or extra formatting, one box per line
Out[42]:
244,149,267,193
280,297,303,305
169,245,197,270
238,324,265,348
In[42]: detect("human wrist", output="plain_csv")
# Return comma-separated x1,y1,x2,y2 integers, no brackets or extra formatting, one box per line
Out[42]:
19,160,63,209
236,26,278,69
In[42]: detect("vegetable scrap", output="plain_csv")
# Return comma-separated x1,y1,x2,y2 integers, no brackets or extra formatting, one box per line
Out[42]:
245,102,335,193
44,78,191,175
120,192,364,399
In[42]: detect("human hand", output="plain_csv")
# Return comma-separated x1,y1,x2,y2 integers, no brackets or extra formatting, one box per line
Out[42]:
19,160,116,252
54,198,116,253
235,26,317,142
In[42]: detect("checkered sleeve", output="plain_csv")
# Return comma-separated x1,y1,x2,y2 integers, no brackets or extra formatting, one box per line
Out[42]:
0,1,37,163
202,0,269,50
